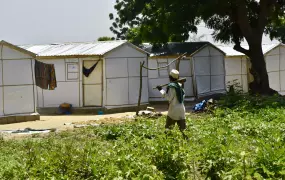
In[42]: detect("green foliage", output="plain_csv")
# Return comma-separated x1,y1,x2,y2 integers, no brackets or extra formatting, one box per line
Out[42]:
267,17,285,43
97,36,115,41
110,0,285,93
1,96,285,179
125,27,144,45
109,0,285,45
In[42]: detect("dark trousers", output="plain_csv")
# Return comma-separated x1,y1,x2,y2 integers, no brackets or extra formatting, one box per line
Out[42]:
165,116,188,139
165,116,186,130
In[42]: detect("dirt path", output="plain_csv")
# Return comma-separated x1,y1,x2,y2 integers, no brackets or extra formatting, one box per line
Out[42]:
0,104,173,131
0,104,195,139
0,112,138,131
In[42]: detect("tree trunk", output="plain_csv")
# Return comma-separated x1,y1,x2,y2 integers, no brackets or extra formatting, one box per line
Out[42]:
247,43,278,95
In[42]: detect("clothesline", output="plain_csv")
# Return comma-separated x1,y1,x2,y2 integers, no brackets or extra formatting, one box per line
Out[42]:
136,52,187,115
142,52,187,71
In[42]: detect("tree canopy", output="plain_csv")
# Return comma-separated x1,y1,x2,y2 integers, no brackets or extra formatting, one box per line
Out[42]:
110,0,285,94
110,0,284,45
97,36,115,41
269,17,285,43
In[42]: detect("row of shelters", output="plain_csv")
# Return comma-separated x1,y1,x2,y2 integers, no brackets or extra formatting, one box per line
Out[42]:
0,39,284,123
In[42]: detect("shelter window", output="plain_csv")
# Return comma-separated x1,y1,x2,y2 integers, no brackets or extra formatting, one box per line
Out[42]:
66,63,79,80
158,62,169,77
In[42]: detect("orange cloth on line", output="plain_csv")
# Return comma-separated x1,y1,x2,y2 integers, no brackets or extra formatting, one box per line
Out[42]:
49,64,57,90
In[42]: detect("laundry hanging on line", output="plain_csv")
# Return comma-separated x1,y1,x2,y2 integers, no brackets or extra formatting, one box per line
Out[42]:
35,60,57,90
83,61,99,77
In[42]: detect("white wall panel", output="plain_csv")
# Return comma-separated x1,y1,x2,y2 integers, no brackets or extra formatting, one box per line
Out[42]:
226,74,248,92
102,58,107,107
43,82,79,107
196,76,210,95
194,57,210,75
242,75,248,92
225,75,242,88
129,77,148,104
106,43,147,58
65,58,79,63
37,87,44,108
106,78,129,105
266,55,280,72
4,85,34,115
225,57,242,75
3,60,33,85
79,81,83,107
0,61,2,86
148,78,169,98
148,59,159,78
209,46,224,56
0,88,3,116
148,77,194,99
0,45,2,58
247,61,254,83
179,60,192,76
2,45,31,59
167,58,176,70
241,58,248,75
40,59,66,82
280,53,285,71
0,45,36,116
184,77,194,97
105,58,128,78
128,58,147,77
157,58,168,63
156,59,170,78
268,47,279,55
268,71,280,91
281,47,285,54
211,56,224,75
193,47,210,57
79,59,83,81
211,75,225,91
280,71,285,91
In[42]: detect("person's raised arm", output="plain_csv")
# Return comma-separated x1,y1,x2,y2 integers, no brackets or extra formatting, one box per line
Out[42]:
157,86,175,102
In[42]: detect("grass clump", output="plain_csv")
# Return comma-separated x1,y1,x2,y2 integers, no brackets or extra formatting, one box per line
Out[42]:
0,94,285,179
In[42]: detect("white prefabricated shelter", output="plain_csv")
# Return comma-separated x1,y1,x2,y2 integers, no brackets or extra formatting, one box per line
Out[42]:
0,40,37,117
20,41,149,109
142,42,226,101
217,43,285,94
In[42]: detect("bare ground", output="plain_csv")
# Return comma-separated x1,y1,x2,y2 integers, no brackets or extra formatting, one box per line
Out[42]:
0,104,195,140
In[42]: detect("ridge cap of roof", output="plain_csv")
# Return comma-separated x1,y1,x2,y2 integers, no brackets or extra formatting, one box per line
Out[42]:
19,40,127,47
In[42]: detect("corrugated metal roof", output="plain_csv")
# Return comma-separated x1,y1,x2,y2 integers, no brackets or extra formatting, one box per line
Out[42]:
0,40,37,57
141,42,210,57
216,43,283,57
19,40,137,57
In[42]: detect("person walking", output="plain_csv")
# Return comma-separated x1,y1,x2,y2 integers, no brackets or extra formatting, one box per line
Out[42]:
156,69,188,139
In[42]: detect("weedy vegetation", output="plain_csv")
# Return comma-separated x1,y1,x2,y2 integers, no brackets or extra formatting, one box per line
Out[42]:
0,89,285,179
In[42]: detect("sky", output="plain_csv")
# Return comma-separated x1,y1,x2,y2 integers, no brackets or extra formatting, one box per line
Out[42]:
0,0,278,45
0,0,116,45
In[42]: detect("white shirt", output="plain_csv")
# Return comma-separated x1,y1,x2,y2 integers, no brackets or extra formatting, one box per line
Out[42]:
160,84,185,120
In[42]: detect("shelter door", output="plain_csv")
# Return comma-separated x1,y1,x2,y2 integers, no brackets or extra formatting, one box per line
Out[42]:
193,57,211,97
83,60,102,106
193,56,225,98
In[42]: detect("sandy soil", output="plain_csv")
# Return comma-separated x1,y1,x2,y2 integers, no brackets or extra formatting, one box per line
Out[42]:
0,104,195,139
0,112,138,131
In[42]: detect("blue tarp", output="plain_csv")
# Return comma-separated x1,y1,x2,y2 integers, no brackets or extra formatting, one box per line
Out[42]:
192,100,208,112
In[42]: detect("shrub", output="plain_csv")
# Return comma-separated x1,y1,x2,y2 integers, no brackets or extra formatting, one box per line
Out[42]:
0,95,285,179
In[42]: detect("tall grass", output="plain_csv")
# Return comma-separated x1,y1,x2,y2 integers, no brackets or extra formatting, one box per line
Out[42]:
0,93,285,179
